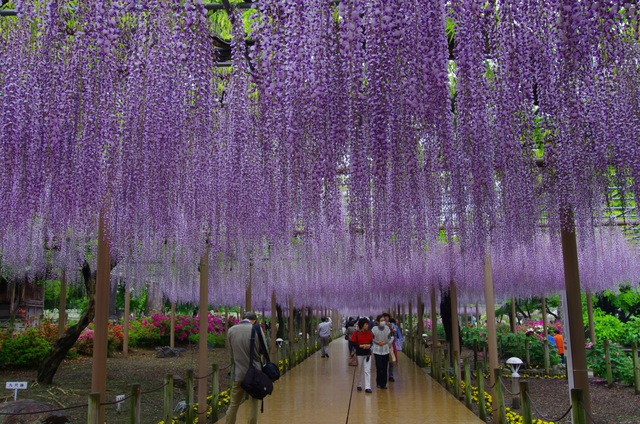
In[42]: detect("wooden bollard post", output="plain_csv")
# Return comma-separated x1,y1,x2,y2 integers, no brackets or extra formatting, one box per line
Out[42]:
494,368,507,424
163,374,174,424
604,340,613,387
444,349,450,391
129,383,141,424
453,350,461,399
88,393,100,424
464,358,472,409
632,342,640,395
571,388,587,424
520,380,532,424
186,370,195,424
473,340,478,370
477,368,487,422
210,364,220,421
543,339,550,376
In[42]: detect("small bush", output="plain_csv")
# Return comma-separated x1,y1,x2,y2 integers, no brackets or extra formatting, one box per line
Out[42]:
586,308,625,343
623,316,640,346
587,342,634,384
0,327,52,368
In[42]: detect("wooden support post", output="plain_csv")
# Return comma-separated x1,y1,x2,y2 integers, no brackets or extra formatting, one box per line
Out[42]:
170,302,176,349
163,374,174,424
224,306,230,348
542,296,550,375
483,252,500,419
571,388,587,424
186,369,195,424
88,393,100,424
58,271,67,338
430,287,439,381
289,298,294,366
464,358,472,409
633,342,640,395
475,302,480,329
561,209,591,412
246,261,252,313
453,350,461,399
408,300,413,354
443,349,450,391
525,339,530,370
494,368,507,424
450,280,461,387
91,215,110,423
604,340,613,387
129,383,141,424
520,380,532,424
301,304,306,356
586,289,596,343
270,291,277,356
210,364,220,422
197,250,209,423
123,281,130,356
510,298,517,333
477,368,487,422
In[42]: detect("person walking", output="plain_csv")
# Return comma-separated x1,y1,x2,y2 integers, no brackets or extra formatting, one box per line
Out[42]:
553,329,566,364
372,315,393,389
226,312,263,424
318,316,332,358
386,315,402,382
350,317,374,393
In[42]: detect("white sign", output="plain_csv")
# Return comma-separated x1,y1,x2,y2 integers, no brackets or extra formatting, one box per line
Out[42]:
115,394,125,413
6,382,27,390
5,382,27,401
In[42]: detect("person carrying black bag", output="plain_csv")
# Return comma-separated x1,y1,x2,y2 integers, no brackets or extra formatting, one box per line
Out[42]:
226,312,279,424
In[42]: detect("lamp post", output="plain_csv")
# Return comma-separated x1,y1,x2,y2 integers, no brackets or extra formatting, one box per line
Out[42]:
506,357,523,409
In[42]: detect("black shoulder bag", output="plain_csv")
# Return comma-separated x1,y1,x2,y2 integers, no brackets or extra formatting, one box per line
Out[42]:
255,324,280,382
240,324,274,400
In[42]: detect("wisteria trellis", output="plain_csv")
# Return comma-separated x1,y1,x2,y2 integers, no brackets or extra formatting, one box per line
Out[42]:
1,0,640,309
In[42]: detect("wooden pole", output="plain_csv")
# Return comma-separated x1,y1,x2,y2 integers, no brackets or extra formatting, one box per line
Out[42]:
163,374,174,424
91,215,110,423
510,298,517,333
604,340,613,387
408,300,413,353
464,358,472,408
186,369,195,424
542,296,550,375
560,209,591,412
224,306,230,348
571,388,587,424
270,291,277,356
475,302,480,329
197,250,209,423
450,280,461,387
246,261,252,313
58,271,67,338
483,252,499,419
123,281,130,357
170,302,176,349
210,364,220,422
288,297,294,365
586,288,596,343
494,368,507,424
520,380,532,424
129,383,141,424
632,342,639,395
301,304,306,353
430,287,439,381
88,393,100,424
477,368,487,421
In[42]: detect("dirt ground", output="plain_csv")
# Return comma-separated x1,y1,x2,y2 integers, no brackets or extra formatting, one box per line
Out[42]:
0,347,232,423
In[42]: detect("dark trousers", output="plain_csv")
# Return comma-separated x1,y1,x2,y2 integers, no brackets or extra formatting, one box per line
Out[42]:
374,353,389,387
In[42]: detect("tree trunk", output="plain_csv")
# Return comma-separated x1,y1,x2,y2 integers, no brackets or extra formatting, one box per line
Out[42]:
276,303,285,339
37,261,96,384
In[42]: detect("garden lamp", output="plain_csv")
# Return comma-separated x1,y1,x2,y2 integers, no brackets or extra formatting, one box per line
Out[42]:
276,338,283,348
506,357,524,409
506,357,523,377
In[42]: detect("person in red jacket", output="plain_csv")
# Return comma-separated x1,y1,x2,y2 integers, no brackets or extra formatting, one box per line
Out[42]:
554,329,565,364
350,317,374,393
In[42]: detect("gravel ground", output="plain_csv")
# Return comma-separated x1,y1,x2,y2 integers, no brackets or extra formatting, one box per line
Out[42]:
0,347,232,423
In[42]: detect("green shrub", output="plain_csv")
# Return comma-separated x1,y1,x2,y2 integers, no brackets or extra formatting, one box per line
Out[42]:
586,308,625,343
128,320,162,347
623,316,640,346
587,342,634,384
188,333,226,348
461,326,486,349
498,332,560,366
0,328,52,368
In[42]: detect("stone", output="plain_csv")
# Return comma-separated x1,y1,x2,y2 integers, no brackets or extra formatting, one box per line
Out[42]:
0,400,72,424
155,346,181,358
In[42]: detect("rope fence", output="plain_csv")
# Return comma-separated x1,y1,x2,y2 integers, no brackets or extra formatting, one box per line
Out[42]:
580,401,601,424
499,376,520,396
141,382,169,395
526,392,573,422
0,403,89,416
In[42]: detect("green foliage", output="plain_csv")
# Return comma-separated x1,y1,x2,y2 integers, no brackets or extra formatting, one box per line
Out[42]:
0,329,52,368
128,319,162,348
623,316,640,345
188,333,226,348
498,332,560,366
461,326,486,348
115,284,147,314
587,342,635,385
586,308,625,343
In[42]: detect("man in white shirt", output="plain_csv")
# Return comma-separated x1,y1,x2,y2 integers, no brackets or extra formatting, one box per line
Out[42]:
317,317,332,358
371,315,394,389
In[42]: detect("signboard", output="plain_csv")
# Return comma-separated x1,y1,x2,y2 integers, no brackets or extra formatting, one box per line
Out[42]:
116,394,126,413
5,382,27,401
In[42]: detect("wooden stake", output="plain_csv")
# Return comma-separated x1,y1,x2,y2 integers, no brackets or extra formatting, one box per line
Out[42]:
197,250,209,423
170,302,176,349
450,280,461,387
123,281,130,357
270,291,277,356
210,364,220,421
58,271,66,338
632,342,639,395
129,383,141,424
246,261,252,313
542,296,550,375
163,374,174,424
91,215,110,423
586,289,596,343
430,287,439,381
483,252,499,419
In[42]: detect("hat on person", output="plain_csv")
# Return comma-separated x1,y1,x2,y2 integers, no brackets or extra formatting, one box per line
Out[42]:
243,312,258,321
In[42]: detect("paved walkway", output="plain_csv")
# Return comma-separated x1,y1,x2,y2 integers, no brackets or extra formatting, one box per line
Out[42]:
216,338,483,424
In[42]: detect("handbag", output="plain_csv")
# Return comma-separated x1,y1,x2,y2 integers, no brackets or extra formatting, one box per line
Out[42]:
254,324,280,382
390,348,396,363
349,352,358,366
241,324,277,400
